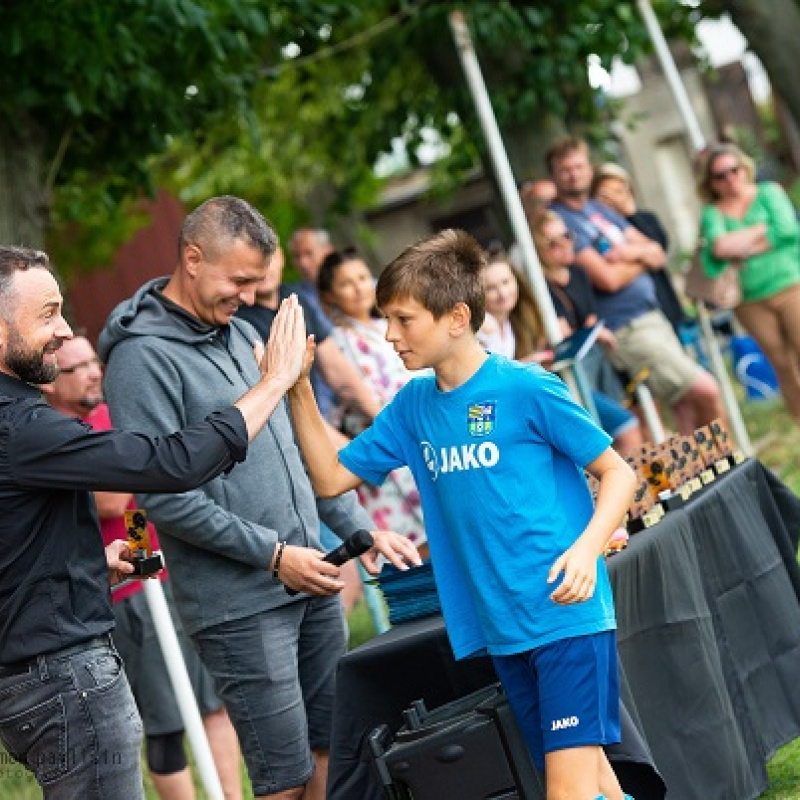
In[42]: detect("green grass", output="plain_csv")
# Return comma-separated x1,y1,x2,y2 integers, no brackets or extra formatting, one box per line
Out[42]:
347,595,380,650
2,390,800,798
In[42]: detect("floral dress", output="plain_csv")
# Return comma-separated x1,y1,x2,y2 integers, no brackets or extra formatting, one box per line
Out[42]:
331,315,426,548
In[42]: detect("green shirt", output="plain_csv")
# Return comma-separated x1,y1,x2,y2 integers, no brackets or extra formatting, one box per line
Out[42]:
701,182,800,303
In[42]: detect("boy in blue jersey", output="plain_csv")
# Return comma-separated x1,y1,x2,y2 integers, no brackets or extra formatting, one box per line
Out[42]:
288,229,637,800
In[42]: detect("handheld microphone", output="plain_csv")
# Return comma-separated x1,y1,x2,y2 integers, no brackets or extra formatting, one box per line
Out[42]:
285,529,374,596
323,529,375,566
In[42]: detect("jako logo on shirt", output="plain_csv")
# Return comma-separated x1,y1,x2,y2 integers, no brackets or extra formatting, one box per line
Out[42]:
551,716,579,731
420,441,500,482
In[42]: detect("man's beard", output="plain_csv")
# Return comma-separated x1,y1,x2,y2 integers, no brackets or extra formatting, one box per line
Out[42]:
5,325,59,384
79,394,103,411
560,185,588,200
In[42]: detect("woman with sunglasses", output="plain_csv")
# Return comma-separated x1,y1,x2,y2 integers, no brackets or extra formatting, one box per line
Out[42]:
533,211,624,379
698,142,800,423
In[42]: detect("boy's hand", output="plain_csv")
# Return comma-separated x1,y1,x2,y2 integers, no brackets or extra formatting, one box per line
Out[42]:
597,327,618,350
277,545,345,596
547,542,597,604
299,335,316,382
262,295,307,388
359,530,423,575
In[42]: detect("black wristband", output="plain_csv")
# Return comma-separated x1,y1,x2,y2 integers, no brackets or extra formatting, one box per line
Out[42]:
272,541,286,580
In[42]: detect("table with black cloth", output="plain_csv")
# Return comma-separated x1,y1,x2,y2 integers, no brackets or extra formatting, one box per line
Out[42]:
611,457,800,799
328,459,800,800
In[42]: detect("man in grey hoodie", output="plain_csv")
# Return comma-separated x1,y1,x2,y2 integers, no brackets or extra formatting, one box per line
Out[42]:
99,196,419,800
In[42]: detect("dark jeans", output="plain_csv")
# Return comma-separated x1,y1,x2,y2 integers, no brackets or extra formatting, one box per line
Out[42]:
194,597,347,795
0,636,144,799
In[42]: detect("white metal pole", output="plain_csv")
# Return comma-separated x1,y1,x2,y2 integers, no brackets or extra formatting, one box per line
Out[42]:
697,303,752,453
636,0,752,454
143,579,225,800
448,10,562,348
449,9,644,428
636,384,666,443
636,0,705,152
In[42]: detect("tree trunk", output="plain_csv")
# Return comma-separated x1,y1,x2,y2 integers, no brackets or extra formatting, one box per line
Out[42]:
723,0,800,134
0,115,49,248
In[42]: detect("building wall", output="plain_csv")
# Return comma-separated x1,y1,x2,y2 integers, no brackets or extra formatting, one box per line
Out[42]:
67,191,184,345
363,173,502,268
613,68,717,255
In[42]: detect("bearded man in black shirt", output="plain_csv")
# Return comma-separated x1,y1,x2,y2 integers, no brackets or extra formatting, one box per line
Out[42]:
0,245,308,799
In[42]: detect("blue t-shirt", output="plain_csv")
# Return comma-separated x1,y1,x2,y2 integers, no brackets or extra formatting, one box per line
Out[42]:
339,354,616,660
551,199,659,331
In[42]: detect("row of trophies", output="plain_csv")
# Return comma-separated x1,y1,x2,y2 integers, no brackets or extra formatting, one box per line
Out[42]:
588,418,747,547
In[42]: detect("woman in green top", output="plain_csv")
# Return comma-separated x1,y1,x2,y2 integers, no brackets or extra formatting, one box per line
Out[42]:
699,142,800,422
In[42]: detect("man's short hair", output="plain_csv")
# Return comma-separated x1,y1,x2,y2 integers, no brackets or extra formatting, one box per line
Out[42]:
0,246,51,321
545,135,590,175
179,196,278,261
290,227,331,247
376,229,486,333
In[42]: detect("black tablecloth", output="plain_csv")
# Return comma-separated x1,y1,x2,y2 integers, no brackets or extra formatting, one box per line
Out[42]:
610,458,800,799
328,459,800,800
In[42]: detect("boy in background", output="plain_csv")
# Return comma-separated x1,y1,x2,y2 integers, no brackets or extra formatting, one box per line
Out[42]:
287,229,637,800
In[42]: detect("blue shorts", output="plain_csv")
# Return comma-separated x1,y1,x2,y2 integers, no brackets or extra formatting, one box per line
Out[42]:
592,390,637,440
491,630,621,769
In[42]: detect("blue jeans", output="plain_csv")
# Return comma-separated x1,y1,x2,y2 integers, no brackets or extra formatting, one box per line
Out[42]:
0,635,144,799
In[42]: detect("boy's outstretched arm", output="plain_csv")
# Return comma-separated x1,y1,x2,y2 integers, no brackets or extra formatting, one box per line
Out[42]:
288,351,422,574
288,355,364,499
548,447,637,604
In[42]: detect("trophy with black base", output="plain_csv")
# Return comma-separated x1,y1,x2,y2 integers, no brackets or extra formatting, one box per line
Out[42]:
693,425,721,485
680,435,705,494
709,417,746,469
624,455,664,534
124,509,164,576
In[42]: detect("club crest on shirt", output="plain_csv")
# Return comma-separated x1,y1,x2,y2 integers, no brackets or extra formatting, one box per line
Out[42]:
467,402,495,437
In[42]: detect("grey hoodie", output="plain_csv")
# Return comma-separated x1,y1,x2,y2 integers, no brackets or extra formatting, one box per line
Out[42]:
99,277,372,635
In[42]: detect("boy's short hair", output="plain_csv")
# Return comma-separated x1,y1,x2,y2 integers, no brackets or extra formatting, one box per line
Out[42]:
376,229,486,332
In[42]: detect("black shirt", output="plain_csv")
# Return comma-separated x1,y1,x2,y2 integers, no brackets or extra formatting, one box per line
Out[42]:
0,371,248,664
236,291,331,345
547,265,598,330
627,210,687,331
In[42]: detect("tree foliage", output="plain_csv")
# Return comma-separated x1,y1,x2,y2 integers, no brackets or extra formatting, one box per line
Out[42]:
1,0,311,262
158,0,698,238
0,0,711,273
